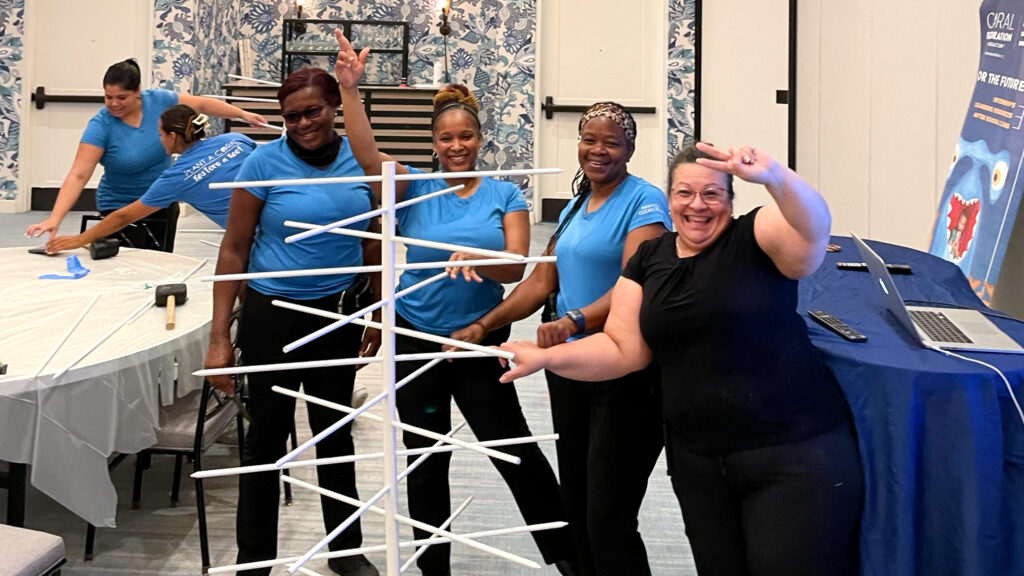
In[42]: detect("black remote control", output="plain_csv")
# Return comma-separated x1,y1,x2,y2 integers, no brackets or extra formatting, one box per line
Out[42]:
808,309,867,342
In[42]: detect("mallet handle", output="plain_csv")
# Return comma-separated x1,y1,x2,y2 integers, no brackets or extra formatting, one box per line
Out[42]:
166,295,177,330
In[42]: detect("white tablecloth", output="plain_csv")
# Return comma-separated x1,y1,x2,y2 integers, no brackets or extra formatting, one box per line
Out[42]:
0,247,213,527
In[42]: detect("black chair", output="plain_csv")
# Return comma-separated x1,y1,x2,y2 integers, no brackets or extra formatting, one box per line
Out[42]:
84,381,243,570
80,201,180,253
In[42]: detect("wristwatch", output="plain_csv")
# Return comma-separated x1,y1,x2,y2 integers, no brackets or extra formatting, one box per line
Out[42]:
564,308,586,335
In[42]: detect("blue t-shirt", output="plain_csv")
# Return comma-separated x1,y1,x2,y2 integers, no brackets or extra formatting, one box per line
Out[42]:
81,88,179,211
236,137,374,299
555,174,670,326
396,168,529,335
139,133,255,228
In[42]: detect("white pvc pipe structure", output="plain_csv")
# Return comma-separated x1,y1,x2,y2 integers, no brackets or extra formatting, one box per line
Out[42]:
199,163,562,574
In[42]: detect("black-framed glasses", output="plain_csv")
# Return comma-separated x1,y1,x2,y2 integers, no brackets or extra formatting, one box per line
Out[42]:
281,105,326,124
673,188,729,206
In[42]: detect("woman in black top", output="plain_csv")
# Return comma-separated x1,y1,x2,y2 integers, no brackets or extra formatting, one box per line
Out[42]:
500,142,863,576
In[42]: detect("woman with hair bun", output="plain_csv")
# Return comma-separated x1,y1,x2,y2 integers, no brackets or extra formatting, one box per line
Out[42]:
45,104,256,253
335,31,578,576
27,58,269,250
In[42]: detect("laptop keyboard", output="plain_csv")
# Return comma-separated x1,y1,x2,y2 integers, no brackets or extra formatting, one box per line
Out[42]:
909,309,973,344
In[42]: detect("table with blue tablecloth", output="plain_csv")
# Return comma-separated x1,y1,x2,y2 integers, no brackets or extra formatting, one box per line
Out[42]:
797,236,1024,576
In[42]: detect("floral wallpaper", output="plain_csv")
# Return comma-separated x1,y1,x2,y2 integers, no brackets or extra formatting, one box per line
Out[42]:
668,0,697,159
0,0,24,201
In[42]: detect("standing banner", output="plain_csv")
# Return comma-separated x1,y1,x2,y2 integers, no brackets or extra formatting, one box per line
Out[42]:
930,0,1024,304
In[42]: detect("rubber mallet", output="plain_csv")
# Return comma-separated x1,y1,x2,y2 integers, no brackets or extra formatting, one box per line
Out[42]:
155,284,188,330
88,238,119,260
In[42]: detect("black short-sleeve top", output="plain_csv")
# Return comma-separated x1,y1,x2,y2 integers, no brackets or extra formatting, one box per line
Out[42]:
622,209,848,454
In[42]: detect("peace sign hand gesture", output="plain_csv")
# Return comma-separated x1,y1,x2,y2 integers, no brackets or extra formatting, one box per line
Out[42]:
694,141,783,189
334,28,370,90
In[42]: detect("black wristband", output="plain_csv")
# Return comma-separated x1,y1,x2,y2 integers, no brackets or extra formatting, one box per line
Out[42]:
564,308,586,335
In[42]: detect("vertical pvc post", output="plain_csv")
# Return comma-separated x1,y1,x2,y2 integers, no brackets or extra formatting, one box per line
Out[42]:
380,160,402,574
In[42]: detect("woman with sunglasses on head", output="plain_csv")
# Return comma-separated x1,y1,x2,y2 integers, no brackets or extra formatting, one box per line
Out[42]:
44,105,255,253
334,31,577,576
445,100,671,575
203,66,381,576
26,58,268,250
501,142,864,576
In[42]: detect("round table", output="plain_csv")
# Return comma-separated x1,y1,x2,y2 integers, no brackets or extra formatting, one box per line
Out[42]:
0,247,213,527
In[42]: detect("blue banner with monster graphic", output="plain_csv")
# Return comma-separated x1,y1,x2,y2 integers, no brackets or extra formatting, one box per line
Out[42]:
930,0,1024,304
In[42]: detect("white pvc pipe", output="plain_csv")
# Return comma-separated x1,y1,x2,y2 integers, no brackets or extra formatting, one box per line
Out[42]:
177,229,225,234
286,420,467,574
203,93,278,103
211,167,561,190
272,386,519,466
208,521,567,574
281,272,446,353
271,299,515,360
191,432,558,479
198,240,220,248
199,255,555,282
402,497,473,572
281,476,540,570
192,350,490,378
32,295,100,379
283,184,464,244
228,73,281,86
286,223,527,262
215,523,565,574
53,298,153,380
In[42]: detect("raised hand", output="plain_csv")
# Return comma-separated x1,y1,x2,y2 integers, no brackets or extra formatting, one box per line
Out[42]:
695,141,782,189
334,28,370,90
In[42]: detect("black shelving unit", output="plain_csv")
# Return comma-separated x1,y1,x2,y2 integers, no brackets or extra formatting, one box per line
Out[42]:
281,19,409,85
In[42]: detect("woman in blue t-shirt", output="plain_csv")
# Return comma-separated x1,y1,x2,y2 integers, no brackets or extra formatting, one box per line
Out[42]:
204,66,380,576
26,58,268,250
451,102,671,576
336,31,577,576
44,104,255,253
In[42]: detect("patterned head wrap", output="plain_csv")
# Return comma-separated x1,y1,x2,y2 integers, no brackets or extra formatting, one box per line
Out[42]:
578,102,636,147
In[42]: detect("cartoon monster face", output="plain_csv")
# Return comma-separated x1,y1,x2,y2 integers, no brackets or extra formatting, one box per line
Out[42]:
930,137,1010,267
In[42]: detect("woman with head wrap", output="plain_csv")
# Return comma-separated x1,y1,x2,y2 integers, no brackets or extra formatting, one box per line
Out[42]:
446,100,672,575
335,31,578,576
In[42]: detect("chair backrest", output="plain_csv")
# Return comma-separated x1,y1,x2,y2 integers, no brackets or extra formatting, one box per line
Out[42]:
152,381,238,452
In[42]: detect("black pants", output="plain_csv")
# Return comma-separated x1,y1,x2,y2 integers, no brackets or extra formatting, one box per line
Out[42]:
545,365,664,576
395,315,574,575
668,426,864,576
98,202,179,252
235,287,363,576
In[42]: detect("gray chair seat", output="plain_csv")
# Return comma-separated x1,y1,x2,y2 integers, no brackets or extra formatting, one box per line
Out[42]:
0,524,65,576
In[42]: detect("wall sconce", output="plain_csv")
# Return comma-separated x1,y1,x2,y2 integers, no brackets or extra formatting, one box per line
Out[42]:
294,0,309,37
437,0,452,83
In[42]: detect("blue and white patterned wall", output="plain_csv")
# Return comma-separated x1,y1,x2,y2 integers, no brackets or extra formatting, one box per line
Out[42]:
0,0,695,202
0,0,24,201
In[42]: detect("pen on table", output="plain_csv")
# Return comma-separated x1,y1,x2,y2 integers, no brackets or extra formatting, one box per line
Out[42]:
836,262,913,274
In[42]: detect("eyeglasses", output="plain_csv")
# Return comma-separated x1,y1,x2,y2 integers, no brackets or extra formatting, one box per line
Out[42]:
673,188,729,206
281,105,326,124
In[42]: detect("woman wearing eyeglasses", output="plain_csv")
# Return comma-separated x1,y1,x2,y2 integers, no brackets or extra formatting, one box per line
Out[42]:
501,142,864,576
204,66,381,576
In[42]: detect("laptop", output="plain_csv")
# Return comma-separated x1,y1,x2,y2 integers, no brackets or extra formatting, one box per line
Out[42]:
850,232,1024,354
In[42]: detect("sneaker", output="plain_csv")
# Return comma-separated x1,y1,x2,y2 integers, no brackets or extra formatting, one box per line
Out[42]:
351,386,369,409
328,554,379,576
